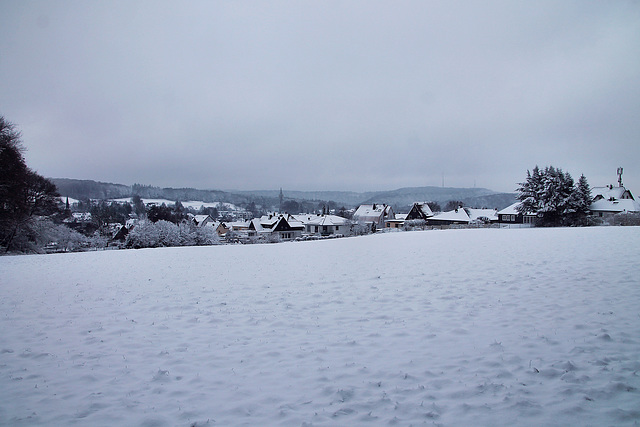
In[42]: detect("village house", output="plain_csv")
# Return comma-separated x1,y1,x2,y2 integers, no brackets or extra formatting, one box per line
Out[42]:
191,214,215,227
353,204,395,231
247,214,304,241
589,170,638,218
294,214,352,237
497,202,537,227
405,202,434,221
210,221,230,237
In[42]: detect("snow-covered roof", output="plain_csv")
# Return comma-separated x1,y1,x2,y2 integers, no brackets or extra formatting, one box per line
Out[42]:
227,221,249,230
466,208,498,222
193,215,212,226
497,202,521,215
590,198,640,213
254,214,304,230
591,186,632,201
395,214,408,221
412,202,434,218
429,208,470,223
296,214,349,227
353,204,393,222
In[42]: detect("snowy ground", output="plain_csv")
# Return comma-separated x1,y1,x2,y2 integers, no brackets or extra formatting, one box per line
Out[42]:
1,227,639,426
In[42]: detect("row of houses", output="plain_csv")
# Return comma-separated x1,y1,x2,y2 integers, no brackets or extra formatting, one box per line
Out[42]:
184,212,353,242
187,180,639,242
112,171,639,243
354,202,501,230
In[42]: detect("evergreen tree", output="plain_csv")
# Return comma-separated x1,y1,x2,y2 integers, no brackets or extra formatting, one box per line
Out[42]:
568,174,593,225
517,165,592,227
132,195,146,216
516,166,543,215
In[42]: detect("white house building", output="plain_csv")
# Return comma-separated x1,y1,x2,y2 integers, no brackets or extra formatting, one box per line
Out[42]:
353,204,395,230
295,214,351,237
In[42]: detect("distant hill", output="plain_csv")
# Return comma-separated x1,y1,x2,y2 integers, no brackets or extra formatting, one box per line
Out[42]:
361,186,506,209
234,187,517,210
233,189,378,207
51,179,255,205
52,178,131,200
51,179,516,211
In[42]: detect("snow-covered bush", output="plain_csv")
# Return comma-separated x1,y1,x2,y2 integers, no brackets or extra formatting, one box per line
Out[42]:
125,219,219,248
53,223,88,252
403,219,426,231
266,233,281,243
193,225,219,245
4,218,88,254
126,220,159,248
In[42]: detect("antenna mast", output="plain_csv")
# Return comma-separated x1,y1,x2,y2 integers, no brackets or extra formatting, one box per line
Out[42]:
617,167,623,187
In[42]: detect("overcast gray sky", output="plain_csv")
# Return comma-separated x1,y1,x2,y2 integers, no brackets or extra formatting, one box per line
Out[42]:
1,1,639,193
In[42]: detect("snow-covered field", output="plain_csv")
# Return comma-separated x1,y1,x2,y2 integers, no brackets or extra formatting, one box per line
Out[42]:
1,227,639,426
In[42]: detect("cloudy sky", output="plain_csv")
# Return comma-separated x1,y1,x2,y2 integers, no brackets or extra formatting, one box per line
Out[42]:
1,1,639,193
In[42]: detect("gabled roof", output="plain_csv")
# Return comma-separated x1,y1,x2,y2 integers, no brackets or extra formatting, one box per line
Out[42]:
353,204,394,222
193,214,213,226
252,214,304,232
497,202,522,215
405,202,434,220
592,186,634,201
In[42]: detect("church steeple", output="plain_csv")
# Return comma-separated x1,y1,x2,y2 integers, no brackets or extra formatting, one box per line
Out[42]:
279,188,283,213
